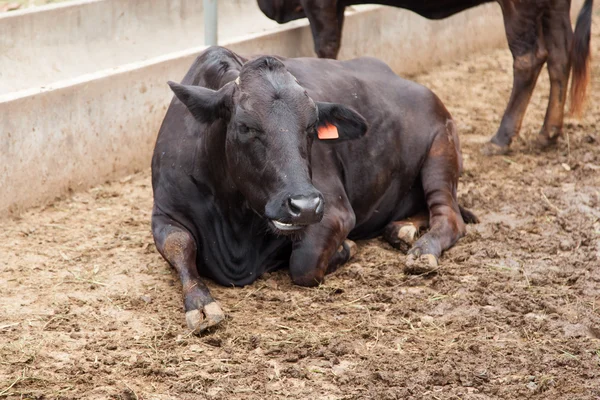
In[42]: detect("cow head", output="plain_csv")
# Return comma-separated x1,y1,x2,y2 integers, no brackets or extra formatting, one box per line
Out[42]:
168,56,367,235
256,0,305,24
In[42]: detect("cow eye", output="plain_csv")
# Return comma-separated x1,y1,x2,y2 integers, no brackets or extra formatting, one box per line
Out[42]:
239,125,260,135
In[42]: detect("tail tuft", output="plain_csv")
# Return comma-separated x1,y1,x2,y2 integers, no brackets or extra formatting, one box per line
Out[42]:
569,0,593,117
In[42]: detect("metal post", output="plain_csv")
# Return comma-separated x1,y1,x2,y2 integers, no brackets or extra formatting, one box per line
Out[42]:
204,0,218,46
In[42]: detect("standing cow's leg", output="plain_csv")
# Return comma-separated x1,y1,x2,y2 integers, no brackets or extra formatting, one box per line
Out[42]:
301,0,345,59
152,211,225,333
289,190,355,286
405,124,467,272
538,4,573,147
485,3,548,154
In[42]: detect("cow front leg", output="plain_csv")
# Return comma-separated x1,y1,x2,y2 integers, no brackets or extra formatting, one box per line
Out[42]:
406,125,467,274
289,198,355,287
484,4,548,155
152,211,225,333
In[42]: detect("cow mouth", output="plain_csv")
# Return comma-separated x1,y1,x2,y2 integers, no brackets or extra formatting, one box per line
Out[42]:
270,220,306,232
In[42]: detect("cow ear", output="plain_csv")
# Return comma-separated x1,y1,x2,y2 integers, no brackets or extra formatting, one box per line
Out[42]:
315,102,368,142
168,81,233,124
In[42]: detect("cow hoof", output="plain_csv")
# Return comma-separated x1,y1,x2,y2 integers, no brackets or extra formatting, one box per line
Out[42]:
535,135,559,149
480,141,509,156
185,302,225,334
403,253,439,275
344,239,358,259
383,223,417,253
398,224,418,244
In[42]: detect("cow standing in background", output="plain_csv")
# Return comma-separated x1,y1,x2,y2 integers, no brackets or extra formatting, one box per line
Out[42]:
151,47,477,333
257,0,594,154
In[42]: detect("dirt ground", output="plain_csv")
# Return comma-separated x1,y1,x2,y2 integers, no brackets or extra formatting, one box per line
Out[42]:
2,13,600,400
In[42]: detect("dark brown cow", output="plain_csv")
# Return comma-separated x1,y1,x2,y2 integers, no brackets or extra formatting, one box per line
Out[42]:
257,0,594,154
151,47,477,333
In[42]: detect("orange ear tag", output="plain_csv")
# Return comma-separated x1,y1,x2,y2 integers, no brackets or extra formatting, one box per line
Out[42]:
317,123,339,140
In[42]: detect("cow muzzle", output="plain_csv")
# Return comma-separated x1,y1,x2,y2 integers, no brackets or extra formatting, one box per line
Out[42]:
266,192,324,232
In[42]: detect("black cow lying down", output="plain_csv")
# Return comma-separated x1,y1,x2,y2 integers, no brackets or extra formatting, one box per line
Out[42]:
151,46,478,332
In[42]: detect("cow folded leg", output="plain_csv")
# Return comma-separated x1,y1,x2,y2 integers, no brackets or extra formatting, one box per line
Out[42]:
405,125,466,274
152,212,225,333
289,196,355,286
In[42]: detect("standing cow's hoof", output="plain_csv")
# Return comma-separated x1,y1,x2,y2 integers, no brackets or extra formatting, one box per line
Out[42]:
185,302,225,334
535,134,559,150
480,141,510,156
403,253,439,275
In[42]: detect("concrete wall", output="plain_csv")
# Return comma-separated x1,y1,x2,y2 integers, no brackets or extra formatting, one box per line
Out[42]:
0,0,589,217
0,0,282,94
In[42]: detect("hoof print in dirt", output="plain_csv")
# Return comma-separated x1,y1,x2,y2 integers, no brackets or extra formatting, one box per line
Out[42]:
186,302,225,334
403,254,439,275
480,141,510,156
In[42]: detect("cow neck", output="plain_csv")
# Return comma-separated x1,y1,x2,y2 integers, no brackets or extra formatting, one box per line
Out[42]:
200,118,260,228
195,119,287,285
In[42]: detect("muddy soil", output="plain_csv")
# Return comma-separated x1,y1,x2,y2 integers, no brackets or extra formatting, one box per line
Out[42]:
2,13,600,400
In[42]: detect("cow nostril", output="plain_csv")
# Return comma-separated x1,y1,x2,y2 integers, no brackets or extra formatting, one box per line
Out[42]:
315,196,324,216
288,197,302,215
288,194,322,218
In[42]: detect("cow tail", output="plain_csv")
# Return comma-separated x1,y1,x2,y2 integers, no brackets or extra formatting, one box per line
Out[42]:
569,0,593,117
